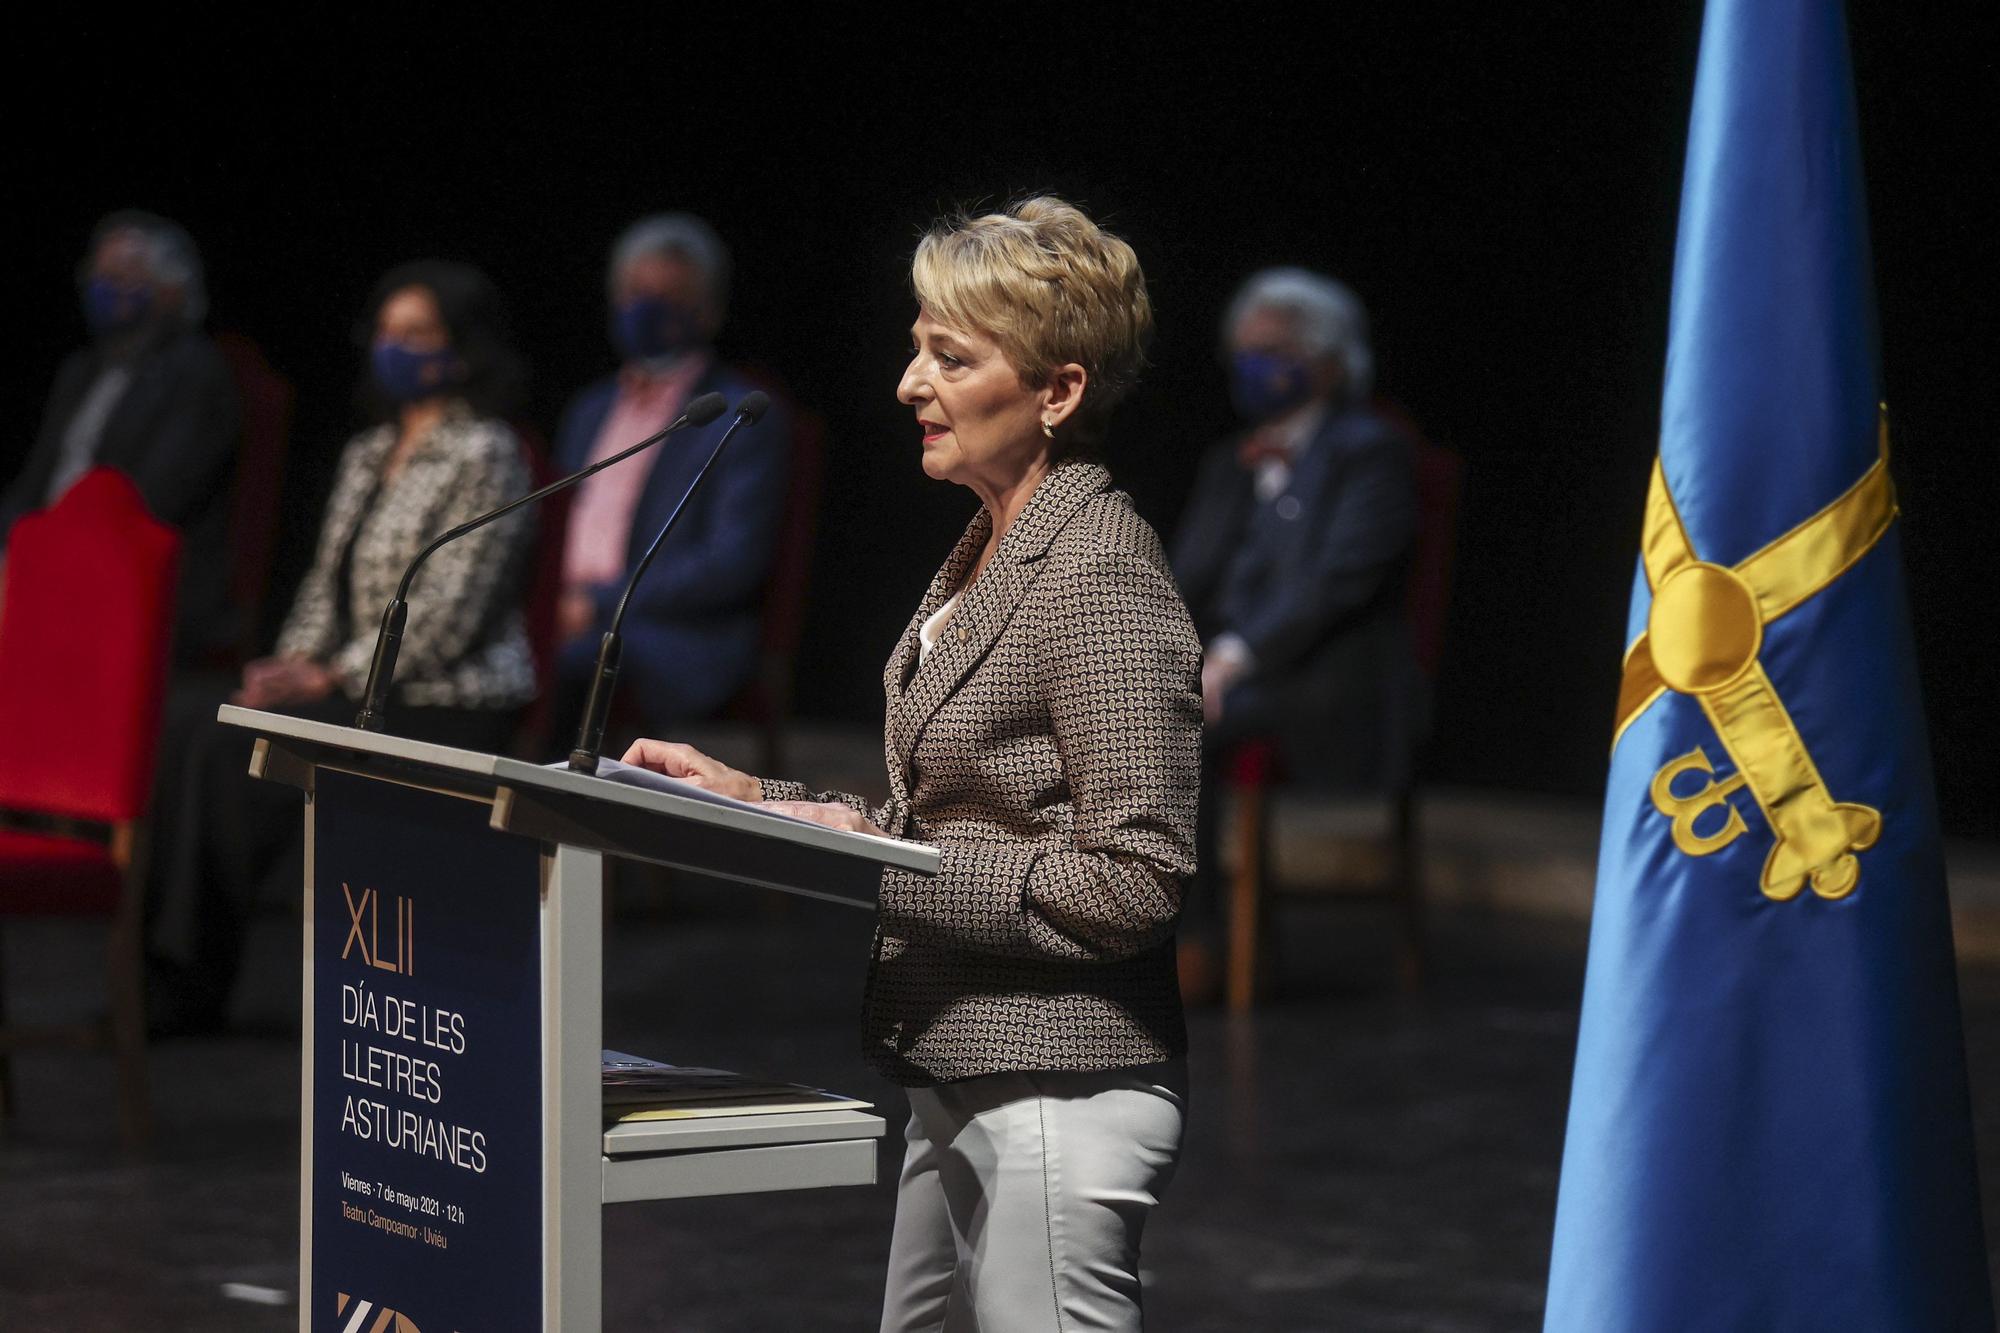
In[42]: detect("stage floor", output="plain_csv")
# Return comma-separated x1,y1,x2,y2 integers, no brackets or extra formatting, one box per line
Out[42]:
3,888,1998,1330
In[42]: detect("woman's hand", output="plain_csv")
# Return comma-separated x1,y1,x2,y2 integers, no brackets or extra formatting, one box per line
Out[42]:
621,739,761,803
234,655,340,708
762,800,888,838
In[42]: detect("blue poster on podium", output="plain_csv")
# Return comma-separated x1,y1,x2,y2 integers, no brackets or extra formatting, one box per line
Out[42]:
310,768,543,1332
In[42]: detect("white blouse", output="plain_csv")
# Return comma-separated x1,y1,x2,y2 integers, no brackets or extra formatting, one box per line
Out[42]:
918,591,964,664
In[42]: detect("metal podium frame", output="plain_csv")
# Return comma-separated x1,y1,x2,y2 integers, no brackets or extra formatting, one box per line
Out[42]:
219,706,938,1331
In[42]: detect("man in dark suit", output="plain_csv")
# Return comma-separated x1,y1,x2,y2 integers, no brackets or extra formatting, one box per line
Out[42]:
1171,268,1422,976
550,213,790,743
2,211,239,661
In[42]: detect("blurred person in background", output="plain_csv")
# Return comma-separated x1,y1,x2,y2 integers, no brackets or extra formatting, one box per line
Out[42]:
1170,268,1420,994
549,212,790,748
1,211,238,659
145,260,538,1033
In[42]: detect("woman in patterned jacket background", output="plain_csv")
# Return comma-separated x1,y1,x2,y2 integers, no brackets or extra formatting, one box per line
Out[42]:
146,260,537,1034
625,198,1203,1332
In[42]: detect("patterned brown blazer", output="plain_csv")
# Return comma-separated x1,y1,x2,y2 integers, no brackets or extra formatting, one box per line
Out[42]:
761,459,1203,1085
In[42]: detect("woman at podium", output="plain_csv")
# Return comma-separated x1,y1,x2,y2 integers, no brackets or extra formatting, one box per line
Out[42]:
624,197,1200,1332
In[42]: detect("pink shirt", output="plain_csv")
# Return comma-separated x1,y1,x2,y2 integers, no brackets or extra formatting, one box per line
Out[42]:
562,355,712,590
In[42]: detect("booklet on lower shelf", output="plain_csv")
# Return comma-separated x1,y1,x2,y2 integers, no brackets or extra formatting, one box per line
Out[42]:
603,1050,797,1105
603,1050,870,1120
611,1090,872,1123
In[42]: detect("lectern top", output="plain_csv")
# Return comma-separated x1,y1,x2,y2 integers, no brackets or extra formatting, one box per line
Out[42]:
217,704,940,878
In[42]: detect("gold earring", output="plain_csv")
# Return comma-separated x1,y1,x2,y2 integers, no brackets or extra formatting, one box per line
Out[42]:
1041,418,1056,439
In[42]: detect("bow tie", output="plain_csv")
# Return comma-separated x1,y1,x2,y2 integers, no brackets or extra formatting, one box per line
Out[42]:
1237,430,1295,470
618,366,679,396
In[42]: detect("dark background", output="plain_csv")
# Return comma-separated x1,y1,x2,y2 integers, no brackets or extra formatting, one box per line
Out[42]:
13,7,1995,834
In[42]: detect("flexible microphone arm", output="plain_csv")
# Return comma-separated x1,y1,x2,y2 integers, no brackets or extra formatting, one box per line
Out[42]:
352,390,729,732
567,390,772,772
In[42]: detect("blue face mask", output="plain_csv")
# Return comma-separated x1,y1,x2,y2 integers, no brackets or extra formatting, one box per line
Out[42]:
611,295,701,363
83,276,153,338
1230,350,1315,423
371,340,461,404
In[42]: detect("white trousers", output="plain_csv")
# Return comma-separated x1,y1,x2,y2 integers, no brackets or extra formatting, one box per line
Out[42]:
878,1062,1187,1333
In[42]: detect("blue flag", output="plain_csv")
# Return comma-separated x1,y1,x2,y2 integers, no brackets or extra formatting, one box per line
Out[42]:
1543,1,1992,1327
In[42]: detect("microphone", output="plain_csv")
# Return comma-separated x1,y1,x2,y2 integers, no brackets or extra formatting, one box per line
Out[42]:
352,390,728,732
567,390,772,772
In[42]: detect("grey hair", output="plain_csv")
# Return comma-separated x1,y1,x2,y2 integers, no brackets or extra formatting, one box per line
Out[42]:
607,212,731,314
1224,267,1373,402
88,210,208,325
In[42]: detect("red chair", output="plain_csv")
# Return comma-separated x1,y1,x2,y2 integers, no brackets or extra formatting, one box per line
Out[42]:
0,469,181,1146
1223,431,1464,1011
212,331,294,666
511,422,573,756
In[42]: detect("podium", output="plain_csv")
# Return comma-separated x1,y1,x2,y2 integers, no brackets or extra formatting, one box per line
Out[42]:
219,706,938,1333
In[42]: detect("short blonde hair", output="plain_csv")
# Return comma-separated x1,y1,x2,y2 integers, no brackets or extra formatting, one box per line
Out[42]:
912,196,1152,440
